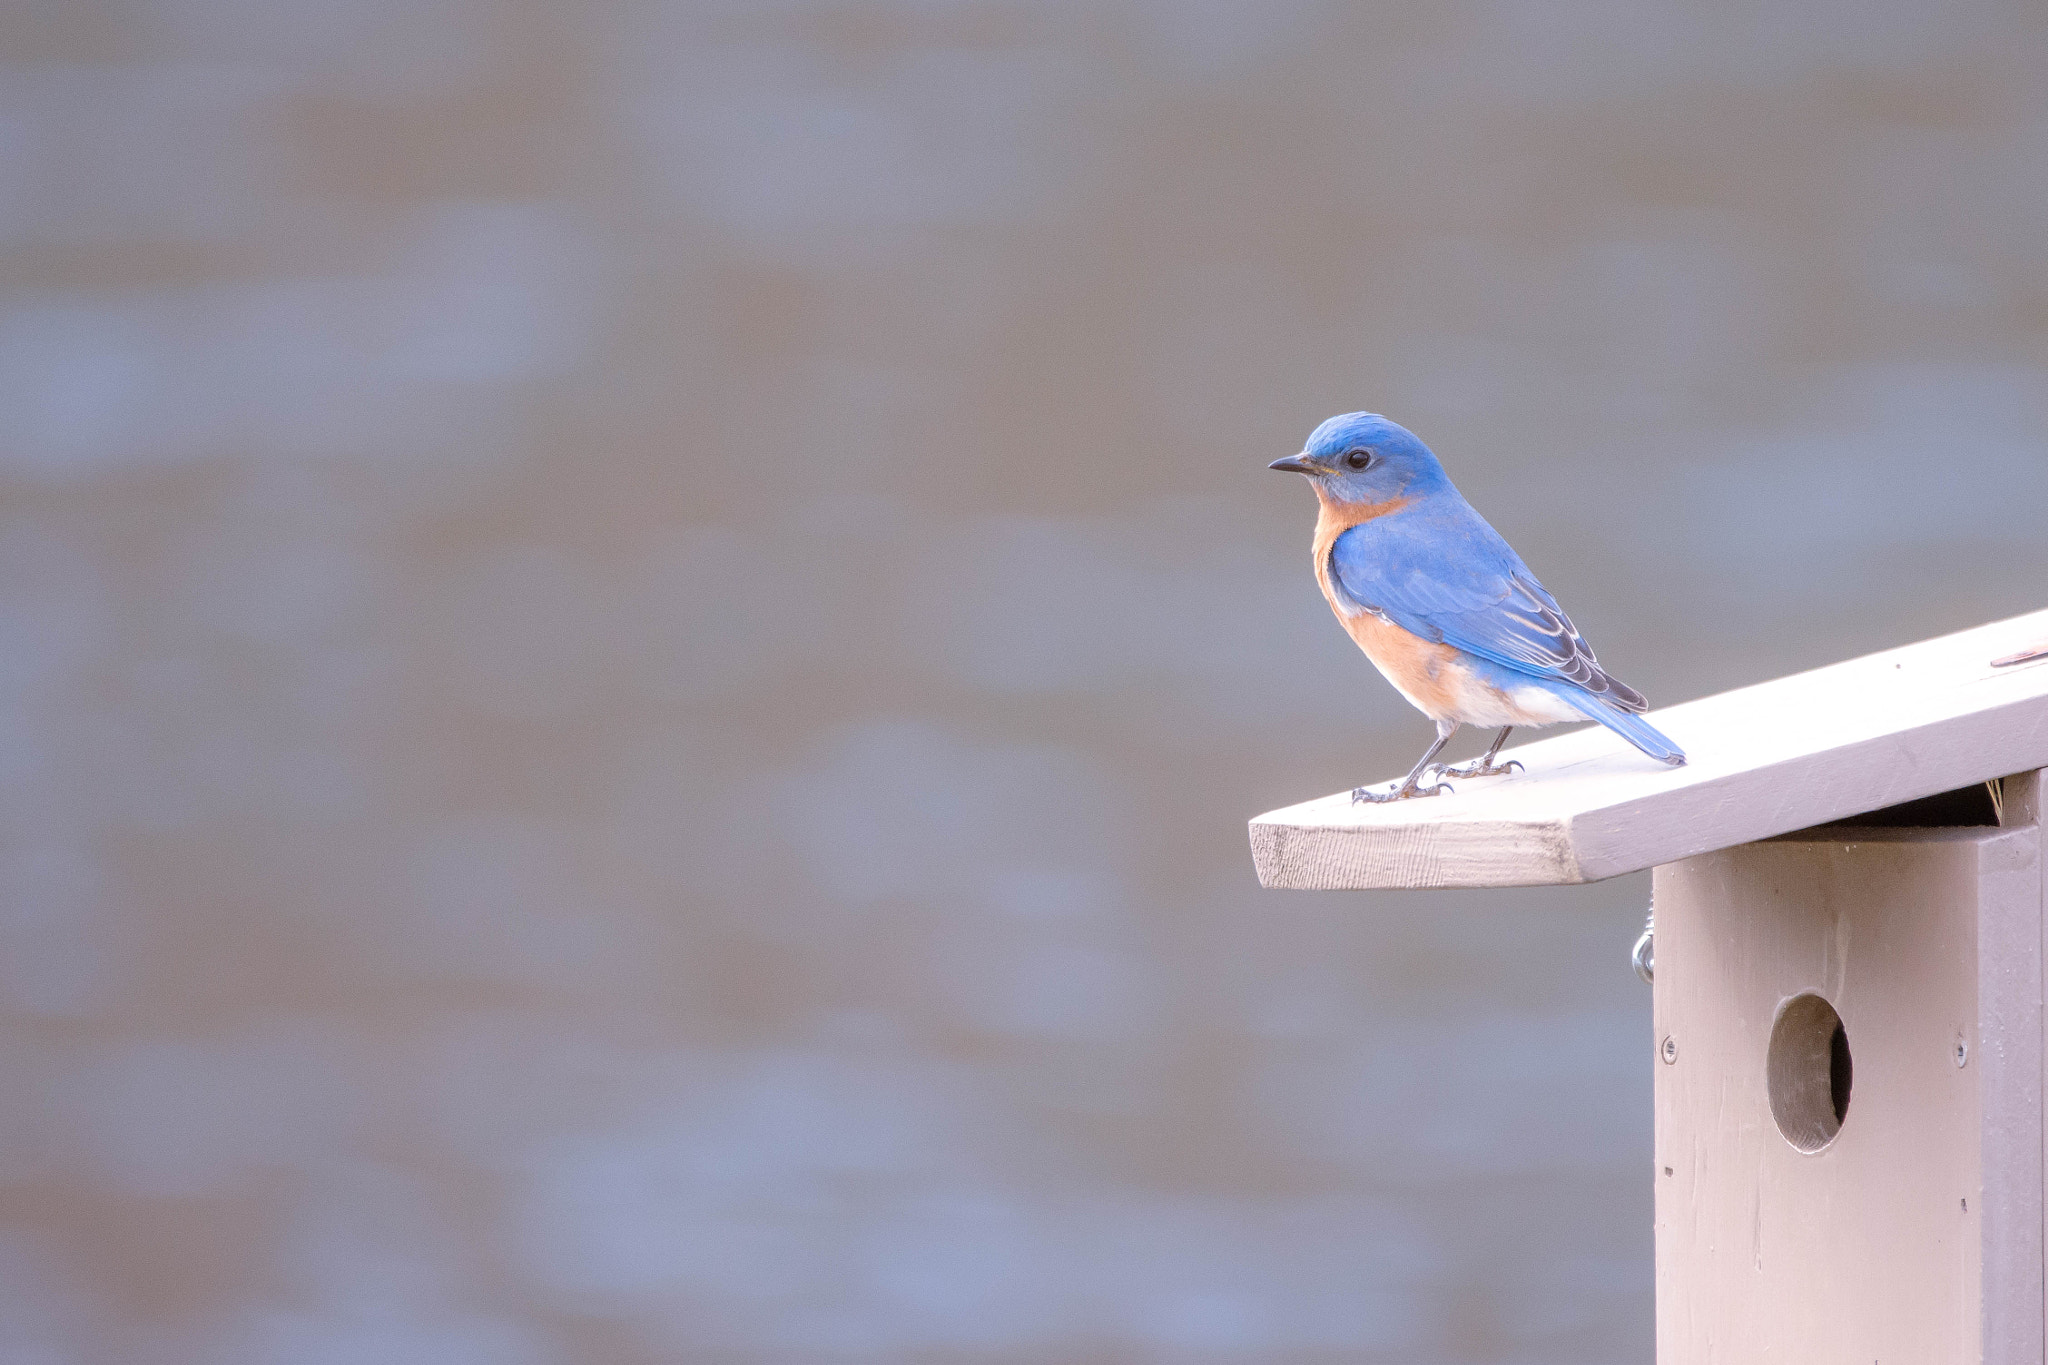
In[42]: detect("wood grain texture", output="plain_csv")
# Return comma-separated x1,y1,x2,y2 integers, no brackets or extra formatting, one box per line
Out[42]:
1250,607,2048,889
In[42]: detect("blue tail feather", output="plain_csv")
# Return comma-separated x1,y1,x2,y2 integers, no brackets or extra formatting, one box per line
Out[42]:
1562,692,1686,766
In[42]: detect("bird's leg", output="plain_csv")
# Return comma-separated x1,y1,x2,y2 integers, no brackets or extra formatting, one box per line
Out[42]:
1353,721,1458,803
1432,726,1524,780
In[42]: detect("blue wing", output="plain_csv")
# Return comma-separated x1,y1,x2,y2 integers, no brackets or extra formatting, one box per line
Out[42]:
1328,504,1648,712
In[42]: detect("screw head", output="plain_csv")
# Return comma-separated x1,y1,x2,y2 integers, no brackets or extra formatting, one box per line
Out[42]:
1661,1035,1678,1064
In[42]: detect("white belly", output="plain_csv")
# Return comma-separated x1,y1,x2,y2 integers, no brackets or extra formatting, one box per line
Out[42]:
1434,659,1585,729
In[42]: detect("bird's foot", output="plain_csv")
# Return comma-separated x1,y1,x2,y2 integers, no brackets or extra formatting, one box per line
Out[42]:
1429,758,1524,780
1351,779,1453,804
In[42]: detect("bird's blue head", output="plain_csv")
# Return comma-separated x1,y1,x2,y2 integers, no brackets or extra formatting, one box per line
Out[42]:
1269,412,1450,505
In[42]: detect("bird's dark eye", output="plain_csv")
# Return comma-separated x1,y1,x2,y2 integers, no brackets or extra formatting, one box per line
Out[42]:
1345,448,1372,470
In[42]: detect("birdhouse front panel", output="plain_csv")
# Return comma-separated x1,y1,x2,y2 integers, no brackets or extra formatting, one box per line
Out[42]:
1651,792,2043,1364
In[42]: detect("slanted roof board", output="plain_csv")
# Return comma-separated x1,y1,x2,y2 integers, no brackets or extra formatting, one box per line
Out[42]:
1249,608,2048,889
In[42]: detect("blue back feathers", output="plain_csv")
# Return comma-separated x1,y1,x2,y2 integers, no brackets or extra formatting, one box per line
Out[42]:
1313,413,1650,714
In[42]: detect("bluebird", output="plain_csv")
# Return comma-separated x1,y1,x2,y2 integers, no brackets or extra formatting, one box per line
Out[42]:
1270,412,1684,803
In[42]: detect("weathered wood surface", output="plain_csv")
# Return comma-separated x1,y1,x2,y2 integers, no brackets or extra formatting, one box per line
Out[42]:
1250,607,2048,889
1651,774,2042,1363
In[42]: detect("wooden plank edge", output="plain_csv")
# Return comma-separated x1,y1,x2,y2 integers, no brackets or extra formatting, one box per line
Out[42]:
1252,690,2048,891
1248,814,1587,890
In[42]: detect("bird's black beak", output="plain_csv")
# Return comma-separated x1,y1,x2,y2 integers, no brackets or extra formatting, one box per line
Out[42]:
1268,454,1314,473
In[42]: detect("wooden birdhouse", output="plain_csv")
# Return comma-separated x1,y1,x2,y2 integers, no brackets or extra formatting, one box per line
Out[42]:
1250,609,2048,1362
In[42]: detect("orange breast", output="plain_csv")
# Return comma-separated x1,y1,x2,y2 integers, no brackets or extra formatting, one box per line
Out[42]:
1308,487,1411,618
1337,610,1467,719
1311,486,1410,549
1306,489,1469,719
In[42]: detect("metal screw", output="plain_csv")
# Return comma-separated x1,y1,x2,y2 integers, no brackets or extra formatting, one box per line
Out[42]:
1661,1035,1678,1064
1955,1035,1969,1068
1631,904,1655,985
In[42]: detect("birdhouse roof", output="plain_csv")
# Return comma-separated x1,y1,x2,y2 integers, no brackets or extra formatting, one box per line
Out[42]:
1249,608,2048,889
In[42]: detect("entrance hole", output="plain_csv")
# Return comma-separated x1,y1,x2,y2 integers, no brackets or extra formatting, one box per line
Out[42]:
1767,992,1852,1153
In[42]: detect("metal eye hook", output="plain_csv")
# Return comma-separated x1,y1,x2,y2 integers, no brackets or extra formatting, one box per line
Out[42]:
1632,904,1655,985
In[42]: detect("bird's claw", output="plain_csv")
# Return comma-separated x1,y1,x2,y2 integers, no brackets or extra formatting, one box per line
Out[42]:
1351,780,1454,804
1429,758,1524,780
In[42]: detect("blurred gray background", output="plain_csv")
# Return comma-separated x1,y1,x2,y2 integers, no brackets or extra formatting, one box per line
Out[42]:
3,1,2047,1361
